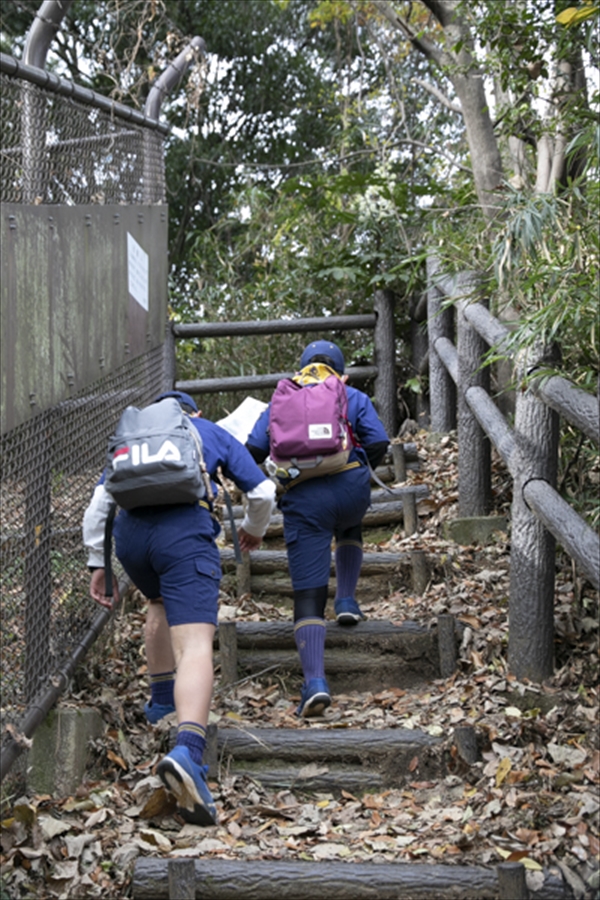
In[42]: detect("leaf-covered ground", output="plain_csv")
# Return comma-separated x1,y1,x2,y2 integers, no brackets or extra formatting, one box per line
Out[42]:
1,432,598,899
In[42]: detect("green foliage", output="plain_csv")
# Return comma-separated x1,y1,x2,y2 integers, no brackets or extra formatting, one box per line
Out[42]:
422,0,599,391
171,160,427,419
559,425,600,531
490,114,599,390
1,0,597,425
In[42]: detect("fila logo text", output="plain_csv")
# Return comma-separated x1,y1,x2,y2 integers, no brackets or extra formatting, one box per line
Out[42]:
112,440,182,467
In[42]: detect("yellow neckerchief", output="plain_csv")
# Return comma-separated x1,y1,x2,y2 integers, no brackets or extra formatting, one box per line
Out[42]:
277,362,360,491
292,362,342,386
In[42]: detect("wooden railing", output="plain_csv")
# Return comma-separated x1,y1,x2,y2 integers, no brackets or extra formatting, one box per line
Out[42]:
171,290,399,438
423,256,599,681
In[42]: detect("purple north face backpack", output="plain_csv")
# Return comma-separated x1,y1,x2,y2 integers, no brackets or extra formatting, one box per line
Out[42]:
268,369,352,484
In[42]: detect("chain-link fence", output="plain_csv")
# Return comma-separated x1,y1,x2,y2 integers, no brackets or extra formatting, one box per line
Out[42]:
0,56,167,205
1,346,169,787
1,53,174,788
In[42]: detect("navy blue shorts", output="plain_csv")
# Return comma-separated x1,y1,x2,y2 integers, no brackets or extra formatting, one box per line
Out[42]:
113,504,222,627
279,466,371,591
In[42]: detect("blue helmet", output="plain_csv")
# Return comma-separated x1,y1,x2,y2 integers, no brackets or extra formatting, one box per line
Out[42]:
300,340,345,375
154,391,198,414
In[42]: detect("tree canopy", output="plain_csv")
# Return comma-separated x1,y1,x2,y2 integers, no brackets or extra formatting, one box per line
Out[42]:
1,0,597,406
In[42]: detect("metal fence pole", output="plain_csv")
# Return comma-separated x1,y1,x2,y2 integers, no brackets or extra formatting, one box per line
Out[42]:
21,0,75,203
144,36,205,205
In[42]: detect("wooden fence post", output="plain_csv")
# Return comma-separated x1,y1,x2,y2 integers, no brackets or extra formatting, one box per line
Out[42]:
218,621,238,686
403,490,418,536
427,255,456,433
373,288,398,438
456,274,491,516
508,348,559,681
236,550,252,599
454,725,479,765
437,614,457,677
497,862,528,900
391,442,407,482
409,292,430,428
411,550,429,595
167,859,195,900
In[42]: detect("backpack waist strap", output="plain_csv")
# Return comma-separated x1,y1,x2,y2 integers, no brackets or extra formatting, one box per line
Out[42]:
283,459,361,492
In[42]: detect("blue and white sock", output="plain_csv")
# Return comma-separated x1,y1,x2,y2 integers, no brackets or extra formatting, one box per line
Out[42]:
149,670,175,707
176,722,207,766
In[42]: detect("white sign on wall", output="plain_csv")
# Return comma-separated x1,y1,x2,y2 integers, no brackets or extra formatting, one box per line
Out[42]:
127,232,149,311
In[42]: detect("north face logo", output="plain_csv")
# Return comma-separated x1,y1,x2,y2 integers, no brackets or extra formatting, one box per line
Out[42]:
308,424,333,440
112,440,182,467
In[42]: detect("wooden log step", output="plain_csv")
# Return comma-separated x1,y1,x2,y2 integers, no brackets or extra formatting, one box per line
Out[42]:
386,441,419,461
368,483,430,504
219,548,412,575
220,574,408,605
132,858,570,900
216,725,439,763
220,554,416,600
225,648,438,691
217,619,431,650
225,501,419,538
375,461,420,481
214,618,458,690
227,484,429,519
209,726,444,791
220,765,386,794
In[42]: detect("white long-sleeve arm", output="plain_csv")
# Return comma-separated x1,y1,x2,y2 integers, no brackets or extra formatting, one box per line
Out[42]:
239,478,276,537
82,483,115,568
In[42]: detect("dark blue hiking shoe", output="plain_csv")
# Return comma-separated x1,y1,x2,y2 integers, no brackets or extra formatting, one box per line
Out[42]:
334,596,366,626
144,700,176,724
156,745,218,826
296,677,331,718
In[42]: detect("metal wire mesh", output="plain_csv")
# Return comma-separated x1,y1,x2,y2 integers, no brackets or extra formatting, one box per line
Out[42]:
0,346,167,781
0,69,165,205
1,56,173,785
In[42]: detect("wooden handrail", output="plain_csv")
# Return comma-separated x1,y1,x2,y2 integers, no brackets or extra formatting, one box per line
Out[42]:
173,313,376,339
422,259,600,681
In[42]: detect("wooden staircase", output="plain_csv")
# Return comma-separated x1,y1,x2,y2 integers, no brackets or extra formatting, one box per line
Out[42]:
132,449,572,900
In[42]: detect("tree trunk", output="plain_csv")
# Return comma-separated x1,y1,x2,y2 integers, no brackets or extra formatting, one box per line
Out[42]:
415,0,504,218
451,71,503,217
373,288,398,436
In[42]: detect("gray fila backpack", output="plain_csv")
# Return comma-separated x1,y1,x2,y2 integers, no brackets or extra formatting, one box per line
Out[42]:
104,397,211,509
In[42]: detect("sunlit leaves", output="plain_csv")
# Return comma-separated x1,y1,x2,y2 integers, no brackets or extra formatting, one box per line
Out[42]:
556,4,599,27
308,0,355,30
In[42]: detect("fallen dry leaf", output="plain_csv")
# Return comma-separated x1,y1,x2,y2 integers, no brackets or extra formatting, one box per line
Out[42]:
1,431,597,900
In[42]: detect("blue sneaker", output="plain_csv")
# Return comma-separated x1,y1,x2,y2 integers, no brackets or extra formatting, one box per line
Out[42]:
144,700,176,724
335,596,365,626
296,677,331,718
156,745,218,826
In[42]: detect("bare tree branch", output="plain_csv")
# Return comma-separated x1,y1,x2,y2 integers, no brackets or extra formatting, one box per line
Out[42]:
369,0,444,65
412,77,463,114
420,0,458,29
397,138,472,173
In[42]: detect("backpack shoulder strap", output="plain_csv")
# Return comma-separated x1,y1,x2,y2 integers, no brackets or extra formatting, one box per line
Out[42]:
187,418,214,503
